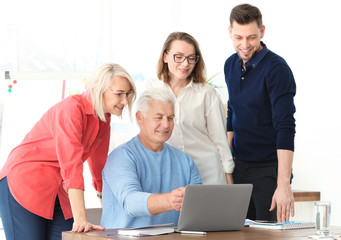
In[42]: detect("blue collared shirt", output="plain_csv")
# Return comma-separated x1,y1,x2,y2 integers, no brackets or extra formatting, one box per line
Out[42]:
224,42,296,162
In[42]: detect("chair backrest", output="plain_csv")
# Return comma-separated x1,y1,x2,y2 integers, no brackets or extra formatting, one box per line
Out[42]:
86,208,102,225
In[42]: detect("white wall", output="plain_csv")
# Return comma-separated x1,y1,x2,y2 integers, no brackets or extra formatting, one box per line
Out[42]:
108,0,341,224
166,0,341,225
0,0,340,226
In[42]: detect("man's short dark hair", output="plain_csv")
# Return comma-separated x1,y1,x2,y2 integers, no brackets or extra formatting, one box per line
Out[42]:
230,4,263,29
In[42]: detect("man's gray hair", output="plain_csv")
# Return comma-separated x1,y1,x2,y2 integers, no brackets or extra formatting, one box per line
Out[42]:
136,87,176,117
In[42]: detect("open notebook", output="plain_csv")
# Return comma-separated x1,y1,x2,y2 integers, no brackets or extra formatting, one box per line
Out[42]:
247,220,315,230
117,224,174,237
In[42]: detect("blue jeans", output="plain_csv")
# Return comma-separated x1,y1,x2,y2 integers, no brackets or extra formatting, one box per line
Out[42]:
0,177,73,240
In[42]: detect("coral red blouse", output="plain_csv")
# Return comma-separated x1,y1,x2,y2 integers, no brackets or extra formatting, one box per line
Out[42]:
0,93,111,220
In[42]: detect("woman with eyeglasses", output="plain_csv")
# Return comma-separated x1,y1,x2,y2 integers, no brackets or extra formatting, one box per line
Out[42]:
0,63,136,240
155,32,234,185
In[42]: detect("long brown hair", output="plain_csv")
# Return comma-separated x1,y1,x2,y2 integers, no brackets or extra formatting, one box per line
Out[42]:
157,32,206,84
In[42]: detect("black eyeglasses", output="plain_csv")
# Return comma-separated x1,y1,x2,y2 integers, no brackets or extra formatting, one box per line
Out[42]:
167,51,199,64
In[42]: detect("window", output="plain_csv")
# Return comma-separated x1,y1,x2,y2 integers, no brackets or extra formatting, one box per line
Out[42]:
0,0,107,72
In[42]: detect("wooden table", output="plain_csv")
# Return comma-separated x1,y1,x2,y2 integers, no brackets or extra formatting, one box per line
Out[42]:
66,190,321,239
63,226,341,240
293,190,320,202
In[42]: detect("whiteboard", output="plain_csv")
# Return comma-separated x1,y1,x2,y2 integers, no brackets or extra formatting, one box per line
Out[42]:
0,74,87,167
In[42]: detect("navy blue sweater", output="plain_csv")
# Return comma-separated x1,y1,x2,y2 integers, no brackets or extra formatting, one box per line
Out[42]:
224,42,296,162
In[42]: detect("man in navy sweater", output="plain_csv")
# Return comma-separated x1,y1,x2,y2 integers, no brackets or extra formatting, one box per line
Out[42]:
224,4,296,222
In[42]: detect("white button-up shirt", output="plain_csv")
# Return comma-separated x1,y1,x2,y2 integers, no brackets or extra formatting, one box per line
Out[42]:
159,81,234,184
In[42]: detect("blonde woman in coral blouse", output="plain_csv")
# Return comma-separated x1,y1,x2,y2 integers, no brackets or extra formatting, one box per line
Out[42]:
155,32,234,184
0,63,136,240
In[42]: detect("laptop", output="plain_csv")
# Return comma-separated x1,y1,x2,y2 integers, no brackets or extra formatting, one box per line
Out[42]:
176,184,253,232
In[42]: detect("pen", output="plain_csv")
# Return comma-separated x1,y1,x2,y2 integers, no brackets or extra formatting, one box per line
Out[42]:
180,231,207,235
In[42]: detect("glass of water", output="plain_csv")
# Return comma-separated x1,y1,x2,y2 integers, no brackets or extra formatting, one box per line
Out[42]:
314,201,331,237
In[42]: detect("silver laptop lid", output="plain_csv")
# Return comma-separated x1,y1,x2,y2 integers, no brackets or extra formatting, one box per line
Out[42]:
177,184,252,232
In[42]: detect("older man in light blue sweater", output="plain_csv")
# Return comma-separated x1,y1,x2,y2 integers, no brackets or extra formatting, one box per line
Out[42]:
101,88,201,229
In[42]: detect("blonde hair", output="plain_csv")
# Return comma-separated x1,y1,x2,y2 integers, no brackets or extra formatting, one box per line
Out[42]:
86,63,136,121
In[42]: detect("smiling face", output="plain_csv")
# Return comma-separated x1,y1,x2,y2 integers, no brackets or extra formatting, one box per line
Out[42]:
163,40,197,82
103,76,132,116
137,100,175,152
229,20,265,65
